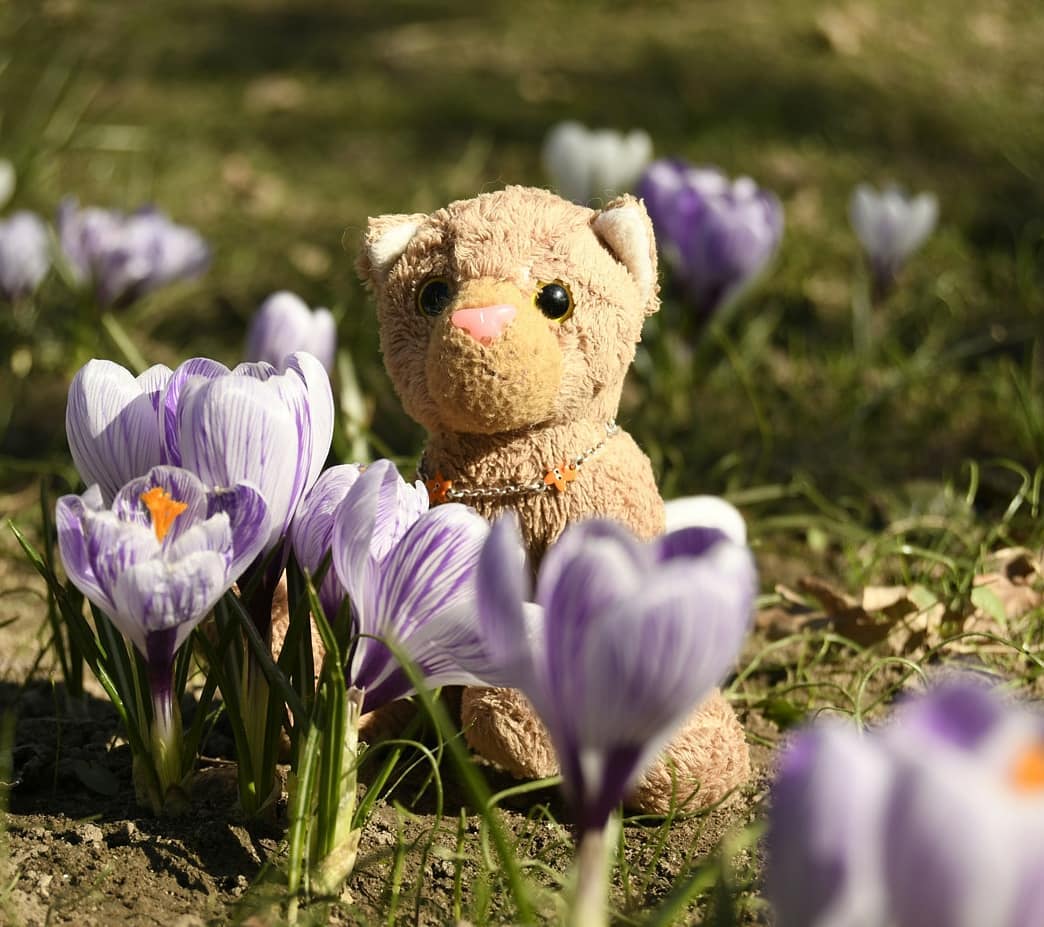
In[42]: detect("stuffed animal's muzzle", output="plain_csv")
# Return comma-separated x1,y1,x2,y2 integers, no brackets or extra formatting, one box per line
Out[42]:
426,278,562,434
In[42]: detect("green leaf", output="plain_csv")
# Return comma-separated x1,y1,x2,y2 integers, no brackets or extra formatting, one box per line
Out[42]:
971,586,1007,624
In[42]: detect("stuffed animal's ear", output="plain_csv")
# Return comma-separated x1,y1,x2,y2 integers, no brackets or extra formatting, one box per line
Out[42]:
590,195,659,314
356,212,427,290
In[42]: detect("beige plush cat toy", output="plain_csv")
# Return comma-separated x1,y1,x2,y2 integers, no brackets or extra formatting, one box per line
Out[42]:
357,185,748,813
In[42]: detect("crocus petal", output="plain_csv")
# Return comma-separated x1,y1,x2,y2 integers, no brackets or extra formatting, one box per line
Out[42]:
112,465,209,544
245,292,338,373
766,725,893,927
160,357,230,466
663,495,747,544
371,504,488,642
284,351,335,492
475,513,536,687
884,752,1020,927
56,488,117,614
57,201,208,307
331,460,428,607
570,541,755,755
889,681,1005,752
355,599,493,712
112,551,229,653
66,360,167,503
535,520,648,707
543,121,652,204
290,464,363,618
638,158,782,316
0,211,51,299
205,482,271,578
175,373,301,550
848,183,937,285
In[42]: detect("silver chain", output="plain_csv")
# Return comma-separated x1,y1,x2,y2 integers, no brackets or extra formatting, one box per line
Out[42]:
419,419,619,503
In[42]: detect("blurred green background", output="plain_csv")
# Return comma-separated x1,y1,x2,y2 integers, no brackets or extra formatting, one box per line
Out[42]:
2,0,1043,537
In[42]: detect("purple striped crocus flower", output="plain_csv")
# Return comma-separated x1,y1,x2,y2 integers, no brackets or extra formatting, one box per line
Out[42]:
542,121,653,205
476,515,756,835
766,681,1044,927
0,211,50,300
849,183,937,300
56,465,269,811
293,459,498,713
289,463,364,621
58,199,209,308
65,359,172,504
474,515,755,926
638,158,783,319
245,291,337,373
162,351,334,558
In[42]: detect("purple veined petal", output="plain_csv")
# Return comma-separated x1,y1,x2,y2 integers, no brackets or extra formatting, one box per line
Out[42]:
56,488,118,615
569,542,755,758
765,724,893,927
161,357,230,466
82,513,160,612
284,351,335,492
369,503,488,641
112,465,210,546
349,503,488,693
175,373,301,550
476,513,537,688
354,599,493,713
136,364,174,415
111,551,230,657
229,358,280,381
290,464,363,619
331,460,428,606
535,519,650,706
205,482,271,579
66,360,167,503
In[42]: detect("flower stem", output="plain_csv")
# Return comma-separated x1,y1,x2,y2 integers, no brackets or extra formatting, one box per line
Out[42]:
311,686,364,898
149,685,185,812
568,818,618,927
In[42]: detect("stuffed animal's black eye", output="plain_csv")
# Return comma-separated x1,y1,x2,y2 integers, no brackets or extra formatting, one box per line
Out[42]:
417,277,453,317
535,281,573,321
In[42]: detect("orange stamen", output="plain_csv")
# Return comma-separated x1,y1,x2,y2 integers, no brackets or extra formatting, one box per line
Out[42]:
1011,742,1044,793
140,486,188,542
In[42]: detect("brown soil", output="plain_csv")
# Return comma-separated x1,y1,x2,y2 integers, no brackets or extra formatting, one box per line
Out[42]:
0,565,767,927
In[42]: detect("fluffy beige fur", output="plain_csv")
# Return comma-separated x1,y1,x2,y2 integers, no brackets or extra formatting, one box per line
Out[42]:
358,186,749,813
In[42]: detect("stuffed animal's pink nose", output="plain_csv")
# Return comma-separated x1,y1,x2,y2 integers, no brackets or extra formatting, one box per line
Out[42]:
450,305,516,343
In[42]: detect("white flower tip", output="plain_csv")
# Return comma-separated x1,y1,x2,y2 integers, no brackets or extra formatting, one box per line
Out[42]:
664,495,747,545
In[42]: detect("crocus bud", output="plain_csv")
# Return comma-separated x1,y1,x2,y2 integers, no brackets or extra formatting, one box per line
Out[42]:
638,159,783,319
542,121,653,205
0,211,50,301
245,291,337,373
849,183,937,299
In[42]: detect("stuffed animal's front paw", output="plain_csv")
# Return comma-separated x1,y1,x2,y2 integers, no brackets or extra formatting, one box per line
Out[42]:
462,685,749,815
627,689,750,814
461,686,559,779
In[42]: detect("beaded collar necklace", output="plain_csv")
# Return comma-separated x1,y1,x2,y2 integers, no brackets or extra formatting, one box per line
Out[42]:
418,419,619,506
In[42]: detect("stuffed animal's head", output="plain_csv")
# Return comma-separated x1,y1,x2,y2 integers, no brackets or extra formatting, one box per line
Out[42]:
358,185,658,436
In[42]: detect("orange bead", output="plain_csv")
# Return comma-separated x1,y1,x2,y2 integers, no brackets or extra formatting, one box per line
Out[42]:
426,472,453,505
